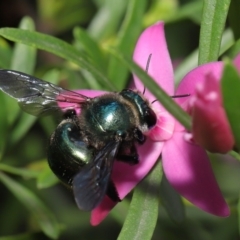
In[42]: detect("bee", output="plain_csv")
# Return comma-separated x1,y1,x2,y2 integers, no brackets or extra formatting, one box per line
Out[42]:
0,70,157,211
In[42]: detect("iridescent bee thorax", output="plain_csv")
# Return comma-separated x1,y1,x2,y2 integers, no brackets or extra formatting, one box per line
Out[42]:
79,92,137,147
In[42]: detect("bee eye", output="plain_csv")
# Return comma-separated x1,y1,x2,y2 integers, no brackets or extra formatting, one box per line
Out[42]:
145,108,157,129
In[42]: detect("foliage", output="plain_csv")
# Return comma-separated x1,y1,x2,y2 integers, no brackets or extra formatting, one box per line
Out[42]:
0,0,240,239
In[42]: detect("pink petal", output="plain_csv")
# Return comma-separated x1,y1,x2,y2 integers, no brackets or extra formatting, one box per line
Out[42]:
189,74,234,153
146,111,175,141
162,132,229,216
90,196,116,226
91,139,163,225
133,22,174,109
192,100,234,153
175,62,223,106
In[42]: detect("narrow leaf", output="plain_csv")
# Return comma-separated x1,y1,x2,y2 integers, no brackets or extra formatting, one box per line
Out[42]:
88,0,128,40
0,92,7,159
159,175,185,223
108,0,147,89
117,162,162,240
198,0,231,65
221,61,240,150
9,114,37,146
6,17,37,127
0,27,115,90
37,165,59,189
11,16,36,74
0,163,39,178
0,37,12,68
224,38,240,59
0,172,61,239
74,27,107,73
229,150,240,162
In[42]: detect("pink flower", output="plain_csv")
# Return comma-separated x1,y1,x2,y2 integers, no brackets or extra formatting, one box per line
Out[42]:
74,22,229,225
178,62,235,153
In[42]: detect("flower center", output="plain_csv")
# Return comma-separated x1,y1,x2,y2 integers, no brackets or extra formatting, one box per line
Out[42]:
145,110,175,141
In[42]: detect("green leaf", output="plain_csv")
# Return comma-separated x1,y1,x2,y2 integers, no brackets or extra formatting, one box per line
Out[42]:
38,0,95,34
7,17,36,141
229,150,240,162
0,27,115,90
9,113,37,146
198,0,231,65
0,232,37,240
37,163,59,189
74,27,107,73
11,16,36,73
88,0,128,41
109,49,191,130
144,0,178,25
0,92,7,159
108,0,147,90
0,163,39,178
117,162,162,240
0,172,61,239
0,37,12,68
73,27,107,90
159,175,185,223
221,61,240,150
223,38,240,59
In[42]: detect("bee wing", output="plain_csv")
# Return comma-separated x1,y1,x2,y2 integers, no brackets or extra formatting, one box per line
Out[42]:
0,70,90,116
73,141,120,211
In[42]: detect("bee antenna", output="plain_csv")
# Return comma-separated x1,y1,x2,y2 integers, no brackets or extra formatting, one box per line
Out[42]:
142,53,152,95
146,53,152,73
151,99,158,104
151,93,190,104
143,86,146,95
171,93,190,98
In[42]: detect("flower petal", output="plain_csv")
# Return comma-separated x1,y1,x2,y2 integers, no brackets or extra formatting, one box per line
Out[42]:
175,62,223,106
189,74,234,153
192,100,234,153
91,139,163,225
162,132,229,217
133,22,174,107
146,111,175,141
90,196,116,226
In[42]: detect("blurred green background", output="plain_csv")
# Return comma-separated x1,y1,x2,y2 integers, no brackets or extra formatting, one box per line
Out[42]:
0,0,239,239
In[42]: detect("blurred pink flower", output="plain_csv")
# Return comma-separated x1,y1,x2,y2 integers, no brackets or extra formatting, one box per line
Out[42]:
74,22,229,225
178,62,235,153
